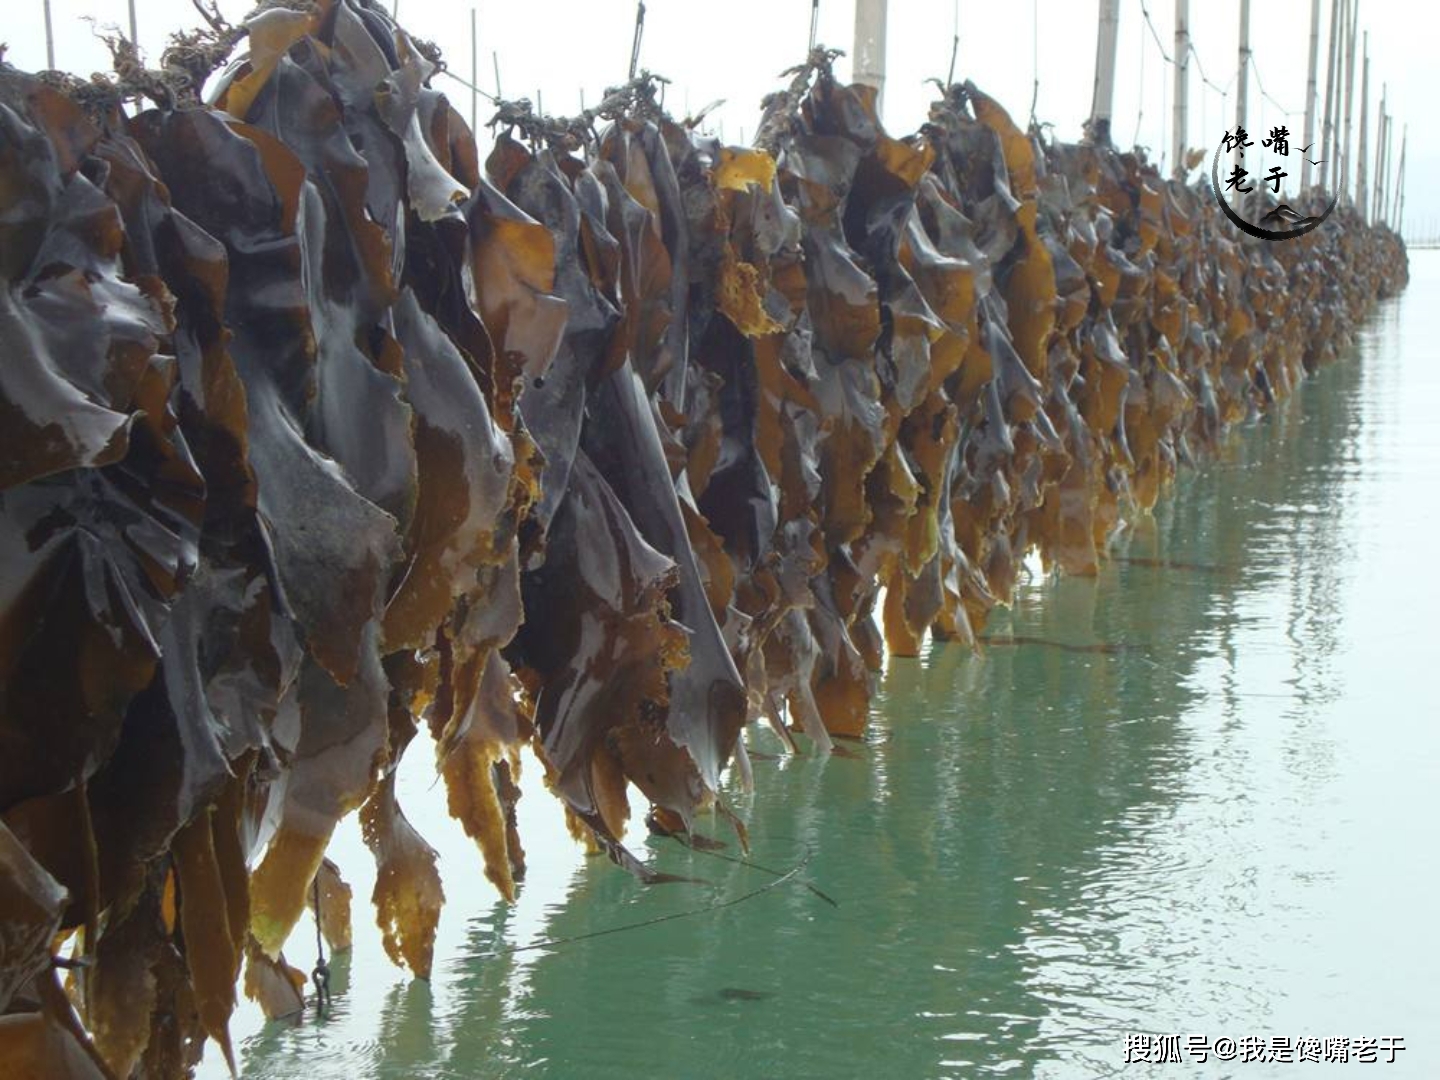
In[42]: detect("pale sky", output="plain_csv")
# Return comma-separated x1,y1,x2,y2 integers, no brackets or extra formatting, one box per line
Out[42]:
3,0,1435,235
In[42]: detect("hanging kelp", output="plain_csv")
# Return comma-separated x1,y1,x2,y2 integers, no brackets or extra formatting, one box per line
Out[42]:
0,4,1407,1076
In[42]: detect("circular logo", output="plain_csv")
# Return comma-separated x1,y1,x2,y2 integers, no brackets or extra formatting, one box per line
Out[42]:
1210,143,1339,241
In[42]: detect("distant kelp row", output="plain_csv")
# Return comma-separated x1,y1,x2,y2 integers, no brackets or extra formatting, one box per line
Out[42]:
0,1,1407,1075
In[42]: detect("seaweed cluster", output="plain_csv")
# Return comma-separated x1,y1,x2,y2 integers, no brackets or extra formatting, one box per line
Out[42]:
0,1,1407,1075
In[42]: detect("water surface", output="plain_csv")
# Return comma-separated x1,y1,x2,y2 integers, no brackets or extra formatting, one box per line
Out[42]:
222,252,1438,1078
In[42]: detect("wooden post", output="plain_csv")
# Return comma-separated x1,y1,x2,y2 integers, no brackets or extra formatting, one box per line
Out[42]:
853,0,889,113
1320,0,1339,193
1336,0,1347,198
1089,0,1121,144
42,0,55,68
1173,0,1189,174
1382,113,1394,225
1372,90,1385,222
470,9,478,135
1301,0,1321,190
1395,124,1406,236
1356,36,1368,222
1235,0,1251,177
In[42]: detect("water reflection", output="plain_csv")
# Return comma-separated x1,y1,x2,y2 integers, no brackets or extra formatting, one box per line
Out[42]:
229,260,1436,1078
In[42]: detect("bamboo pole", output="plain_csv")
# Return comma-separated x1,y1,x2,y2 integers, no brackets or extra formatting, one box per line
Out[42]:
1235,0,1251,178
1321,0,1339,192
128,0,138,47
1372,90,1385,223
1382,113,1394,225
42,0,55,68
1173,0,1189,175
470,9,477,136
853,0,889,113
1302,0,1321,190
1395,124,1406,236
1090,0,1121,144
1356,36,1368,222
1342,0,1357,200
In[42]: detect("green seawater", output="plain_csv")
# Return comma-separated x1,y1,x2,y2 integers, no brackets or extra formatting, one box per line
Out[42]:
221,252,1439,1079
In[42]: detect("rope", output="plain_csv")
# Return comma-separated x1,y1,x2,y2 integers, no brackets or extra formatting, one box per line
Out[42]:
1139,0,1229,96
1161,46,1169,172
1136,0,1243,161
669,835,839,907
462,845,821,963
439,67,499,104
1249,54,1297,119
310,874,331,1018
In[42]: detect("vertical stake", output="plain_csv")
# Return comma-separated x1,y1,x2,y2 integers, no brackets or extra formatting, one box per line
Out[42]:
1356,35,1368,222
1336,0,1347,198
853,0,888,114
1301,0,1321,190
1089,0,1120,144
1320,0,1339,193
1172,0,1189,177
1372,87,1385,222
43,0,55,69
1395,124,1406,235
1169,0,1192,177
1235,0,1251,180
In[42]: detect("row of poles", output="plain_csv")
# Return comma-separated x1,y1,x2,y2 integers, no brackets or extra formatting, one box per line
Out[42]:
1090,0,1404,232
32,0,1404,234
40,0,137,68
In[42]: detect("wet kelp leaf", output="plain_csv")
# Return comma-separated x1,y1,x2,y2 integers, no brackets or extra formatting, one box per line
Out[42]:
465,165,568,394
511,449,687,867
0,85,202,815
242,937,305,1021
439,650,525,901
86,869,166,1077
248,632,389,957
0,79,154,492
131,106,401,689
582,366,747,805
312,857,353,954
361,774,444,980
598,121,691,401
493,142,621,529
0,822,67,1014
242,51,418,527
381,289,514,653
173,809,239,1075
212,7,321,123
0,1010,110,1080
